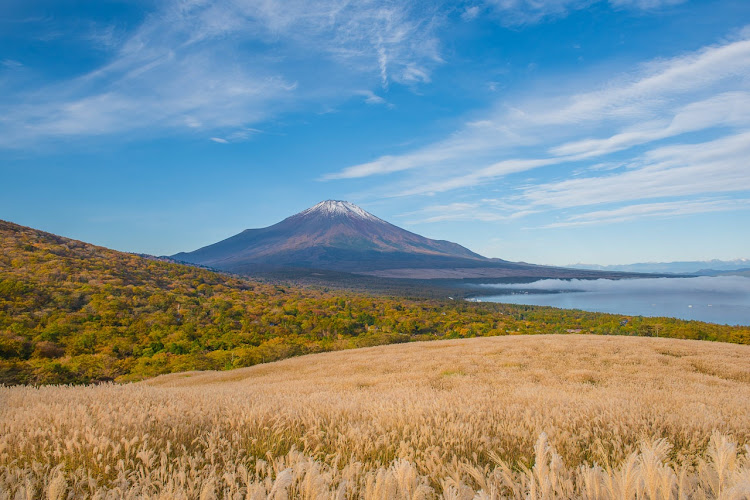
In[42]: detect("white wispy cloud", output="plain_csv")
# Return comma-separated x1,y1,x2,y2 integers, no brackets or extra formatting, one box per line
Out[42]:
327,31,750,227
550,91,750,158
1,0,695,149
327,35,750,182
1,55,292,141
356,90,388,105
462,6,481,21
397,158,559,196
542,198,750,228
208,128,264,144
401,200,537,223
2,0,689,148
1,59,23,68
523,131,750,208
0,0,442,147
609,0,686,9
481,0,592,25
480,0,686,26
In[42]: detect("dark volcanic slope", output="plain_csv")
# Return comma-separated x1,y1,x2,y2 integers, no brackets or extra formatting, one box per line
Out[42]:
173,200,646,280
173,200,497,273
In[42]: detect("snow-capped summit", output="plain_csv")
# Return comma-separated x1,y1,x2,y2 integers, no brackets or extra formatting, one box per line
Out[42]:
173,199,486,272
297,200,382,222
172,200,619,279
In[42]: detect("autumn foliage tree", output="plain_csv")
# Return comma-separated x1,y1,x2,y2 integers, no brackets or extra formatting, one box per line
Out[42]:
1,219,748,385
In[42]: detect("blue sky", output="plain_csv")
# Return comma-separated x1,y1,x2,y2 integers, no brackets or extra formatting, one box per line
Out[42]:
1,0,749,265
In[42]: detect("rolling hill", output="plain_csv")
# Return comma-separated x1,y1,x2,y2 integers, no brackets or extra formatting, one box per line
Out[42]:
3,335,749,497
2,218,748,385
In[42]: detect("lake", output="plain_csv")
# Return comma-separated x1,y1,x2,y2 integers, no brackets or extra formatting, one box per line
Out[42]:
473,276,750,326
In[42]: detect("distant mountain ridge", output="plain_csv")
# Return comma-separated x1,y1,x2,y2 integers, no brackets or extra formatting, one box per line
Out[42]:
172,200,489,273
1,217,747,386
173,200,647,280
568,259,750,275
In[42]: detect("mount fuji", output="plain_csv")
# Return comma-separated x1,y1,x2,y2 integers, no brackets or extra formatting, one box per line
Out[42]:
172,201,630,279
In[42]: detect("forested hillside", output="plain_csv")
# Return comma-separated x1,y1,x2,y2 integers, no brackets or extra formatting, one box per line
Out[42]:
1,219,748,385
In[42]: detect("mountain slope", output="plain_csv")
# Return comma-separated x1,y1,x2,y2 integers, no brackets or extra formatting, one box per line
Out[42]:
4,218,508,383
173,201,657,280
173,200,492,272
2,218,748,385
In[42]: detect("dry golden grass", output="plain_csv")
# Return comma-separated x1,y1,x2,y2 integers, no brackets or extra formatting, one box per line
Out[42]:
1,334,749,499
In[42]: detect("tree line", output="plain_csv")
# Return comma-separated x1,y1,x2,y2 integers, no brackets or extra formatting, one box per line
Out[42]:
1,220,747,385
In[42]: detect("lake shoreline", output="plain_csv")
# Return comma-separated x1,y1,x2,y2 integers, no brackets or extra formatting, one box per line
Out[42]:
469,276,750,326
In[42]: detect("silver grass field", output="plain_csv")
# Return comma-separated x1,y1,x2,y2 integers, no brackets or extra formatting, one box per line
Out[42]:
1,334,749,499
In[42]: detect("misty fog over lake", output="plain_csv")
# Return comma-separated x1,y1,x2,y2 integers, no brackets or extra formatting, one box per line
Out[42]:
476,276,750,326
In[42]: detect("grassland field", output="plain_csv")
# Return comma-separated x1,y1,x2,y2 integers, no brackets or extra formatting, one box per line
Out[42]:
2,334,749,499
3,219,748,387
